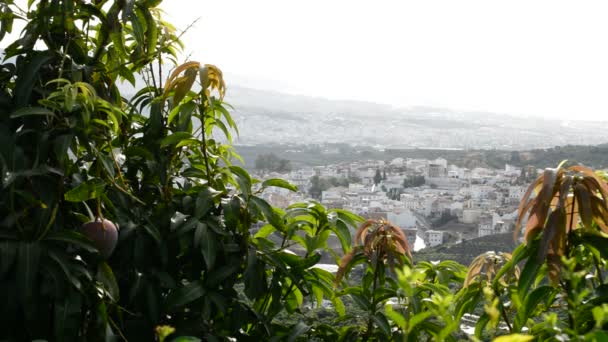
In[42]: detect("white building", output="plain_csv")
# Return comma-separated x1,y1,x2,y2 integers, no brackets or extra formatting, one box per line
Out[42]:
425,230,444,247
508,186,527,203
389,158,405,167
427,164,447,178
387,209,417,228
348,183,368,192
462,209,483,224
321,187,345,203
432,158,448,168
470,185,494,200
478,215,493,237
400,193,419,210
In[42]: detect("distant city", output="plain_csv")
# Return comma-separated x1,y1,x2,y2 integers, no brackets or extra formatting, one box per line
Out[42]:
254,157,532,253
227,85,607,255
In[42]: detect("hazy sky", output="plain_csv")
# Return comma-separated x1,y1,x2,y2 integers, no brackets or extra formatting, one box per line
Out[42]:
3,1,608,121
159,0,608,121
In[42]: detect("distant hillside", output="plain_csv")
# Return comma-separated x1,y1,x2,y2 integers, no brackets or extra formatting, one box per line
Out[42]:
7,50,608,152
511,144,608,169
386,145,608,170
413,233,520,266
226,86,608,150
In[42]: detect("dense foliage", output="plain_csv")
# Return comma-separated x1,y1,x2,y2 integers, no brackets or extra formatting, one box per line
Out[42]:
308,175,361,200
239,144,608,173
2,1,608,341
254,153,292,173
403,175,426,188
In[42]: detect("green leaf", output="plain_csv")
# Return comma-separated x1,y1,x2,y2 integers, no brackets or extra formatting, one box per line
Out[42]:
142,223,162,244
493,243,530,288
17,242,41,313
170,337,202,342
205,263,240,288
54,291,83,340
213,117,233,142
455,284,481,320
119,65,136,85
97,261,120,301
109,27,127,58
223,196,242,231
254,224,276,239
45,230,99,253
518,251,542,297
53,134,73,167
160,132,194,148
125,146,154,161
176,138,200,148
214,102,239,134
243,250,267,300
64,179,106,202
333,209,365,227
0,240,17,277
337,286,364,297
14,51,54,106
407,310,433,333
134,3,158,56
193,222,206,248
371,312,391,336
207,291,228,314
288,321,310,342
332,219,352,254
474,313,490,339
47,248,82,291
493,334,534,342
572,229,608,260
96,152,115,179
262,178,298,192
385,304,406,329
105,107,122,135
585,331,608,341
2,165,64,188
278,252,321,271
10,106,57,118
195,187,214,218
228,165,252,197
251,196,286,232
296,253,321,270
199,223,217,270
129,9,145,50
168,101,196,125
514,286,556,331
166,281,205,310
307,229,331,253
332,296,346,316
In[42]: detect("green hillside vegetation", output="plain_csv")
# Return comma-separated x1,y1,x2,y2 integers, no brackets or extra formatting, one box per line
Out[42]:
2,2,608,341
414,233,520,266
236,143,608,171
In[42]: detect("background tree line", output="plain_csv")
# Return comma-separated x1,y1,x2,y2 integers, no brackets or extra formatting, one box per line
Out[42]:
254,152,292,173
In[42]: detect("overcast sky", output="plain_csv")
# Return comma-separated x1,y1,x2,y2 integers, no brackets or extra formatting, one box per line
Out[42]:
158,0,608,121
3,1,608,121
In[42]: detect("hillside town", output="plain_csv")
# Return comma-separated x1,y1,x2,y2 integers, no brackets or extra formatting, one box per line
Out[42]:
254,157,535,251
